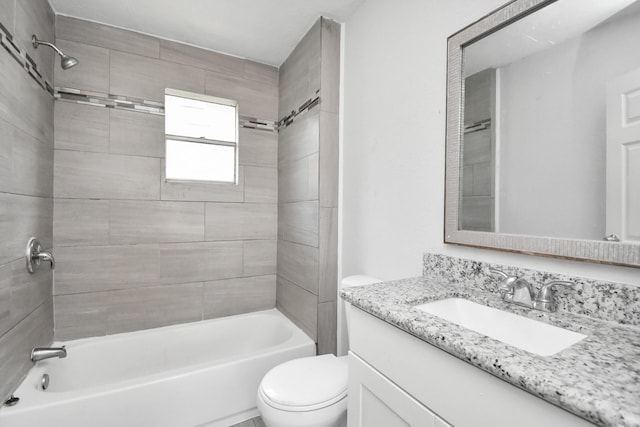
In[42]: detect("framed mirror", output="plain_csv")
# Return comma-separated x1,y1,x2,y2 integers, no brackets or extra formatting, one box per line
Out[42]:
445,0,640,267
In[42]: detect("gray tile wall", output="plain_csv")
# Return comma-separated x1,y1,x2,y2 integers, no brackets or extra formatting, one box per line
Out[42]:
276,18,341,355
52,16,279,340
0,0,55,401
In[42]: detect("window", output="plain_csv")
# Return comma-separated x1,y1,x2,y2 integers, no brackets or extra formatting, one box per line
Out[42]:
164,88,238,183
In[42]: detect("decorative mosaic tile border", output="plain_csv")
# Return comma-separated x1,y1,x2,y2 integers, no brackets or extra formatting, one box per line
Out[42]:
56,86,164,113
423,252,640,326
277,90,320,129
57,87,278,132
0,21,54,96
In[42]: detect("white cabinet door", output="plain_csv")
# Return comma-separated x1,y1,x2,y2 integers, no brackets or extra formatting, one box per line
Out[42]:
348,352,436,427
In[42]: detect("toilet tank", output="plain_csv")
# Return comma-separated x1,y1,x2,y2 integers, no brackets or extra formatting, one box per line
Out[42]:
342,275,382,337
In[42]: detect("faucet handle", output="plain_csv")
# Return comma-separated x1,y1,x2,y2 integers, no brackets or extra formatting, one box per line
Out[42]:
533,281,573,312
26,237,55,273
535,281,574,302
489,268,518,293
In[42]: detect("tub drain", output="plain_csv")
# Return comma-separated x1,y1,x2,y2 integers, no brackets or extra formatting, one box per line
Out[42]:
41,373,50,390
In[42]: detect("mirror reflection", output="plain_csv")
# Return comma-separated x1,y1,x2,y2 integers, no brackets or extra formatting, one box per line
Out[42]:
460,0,640,243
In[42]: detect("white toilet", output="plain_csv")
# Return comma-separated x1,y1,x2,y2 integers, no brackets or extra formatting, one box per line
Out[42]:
257,275,382,427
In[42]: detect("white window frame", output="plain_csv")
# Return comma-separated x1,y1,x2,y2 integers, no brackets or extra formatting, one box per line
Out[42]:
164,88,239,184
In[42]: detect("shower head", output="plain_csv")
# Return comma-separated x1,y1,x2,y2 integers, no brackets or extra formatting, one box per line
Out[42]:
32,35,79,70
60,54,79,70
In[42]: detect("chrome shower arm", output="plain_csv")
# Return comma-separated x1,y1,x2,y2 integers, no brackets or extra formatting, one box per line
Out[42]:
31,36,64,56
31,35,79,69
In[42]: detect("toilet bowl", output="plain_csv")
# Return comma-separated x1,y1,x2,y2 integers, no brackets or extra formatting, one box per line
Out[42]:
257,354,348,427
257,275,382,427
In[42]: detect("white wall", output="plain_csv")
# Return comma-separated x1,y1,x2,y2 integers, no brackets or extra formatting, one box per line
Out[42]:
341,0,640,286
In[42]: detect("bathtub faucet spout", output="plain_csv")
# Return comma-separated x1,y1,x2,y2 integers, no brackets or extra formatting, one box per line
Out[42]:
31,346,67,362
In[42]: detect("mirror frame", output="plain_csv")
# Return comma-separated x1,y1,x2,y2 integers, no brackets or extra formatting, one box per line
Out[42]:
444,0,640,268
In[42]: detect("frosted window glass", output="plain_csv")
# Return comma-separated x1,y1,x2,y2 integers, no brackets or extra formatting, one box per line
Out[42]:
166,140,236,183
165,95,237,142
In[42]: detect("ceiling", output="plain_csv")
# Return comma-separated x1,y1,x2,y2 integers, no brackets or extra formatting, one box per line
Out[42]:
48,0,364,66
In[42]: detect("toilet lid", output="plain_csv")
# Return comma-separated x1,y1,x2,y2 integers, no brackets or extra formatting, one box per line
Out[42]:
259,354,348,412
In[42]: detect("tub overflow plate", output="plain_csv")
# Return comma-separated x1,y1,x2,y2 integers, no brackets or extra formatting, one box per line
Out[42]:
41,373,50,390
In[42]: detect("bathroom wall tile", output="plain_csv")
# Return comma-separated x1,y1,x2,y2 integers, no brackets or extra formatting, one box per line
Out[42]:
160,161,244,202
244,60,279,86
9,258,52,328
15,0,55,82
319,207,338,303
54,244,160,295
110,50,204,102
239,128,277,168
277,240,319,294
278,153,319,203
56,16,160,58
317,301,337,355
54,102,109,153
53,199,109,246
460,197,493,231
0,117,53,197
320,18,341,114
319,111,339,208
0,301,53,401
0,264,12,337
109,109,164,158
278,109,319,164
0,120,9,188
205,203,277,241
278,201,319,247
463,129,492,167
54,291,107,340
0,44,54,145
53,39,110,93
107,282,203,334
0,261,51,342
0,0,15,35
11,130,53,198
0,193,52,266
244,166,277,203
279,19,321,118
159,40,244,76
54,150,160,200
276,275,317,341
159,241,243,285
205,71,278,121
244,240,277,276
109,200,205,244
203,275,276,319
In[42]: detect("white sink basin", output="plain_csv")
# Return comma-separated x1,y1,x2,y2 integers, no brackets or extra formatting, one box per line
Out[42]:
415,298,586,356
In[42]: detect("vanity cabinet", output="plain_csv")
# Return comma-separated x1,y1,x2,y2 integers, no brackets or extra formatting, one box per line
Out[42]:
349,352,451,427
348,307,597,427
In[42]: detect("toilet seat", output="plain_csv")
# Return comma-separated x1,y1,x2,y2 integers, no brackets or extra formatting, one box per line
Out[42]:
259,354,348,412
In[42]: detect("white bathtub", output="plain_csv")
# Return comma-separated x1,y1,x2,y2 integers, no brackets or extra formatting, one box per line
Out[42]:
0,309,315,427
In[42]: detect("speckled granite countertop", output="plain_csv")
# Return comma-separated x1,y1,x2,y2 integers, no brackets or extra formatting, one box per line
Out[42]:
341,276,640,427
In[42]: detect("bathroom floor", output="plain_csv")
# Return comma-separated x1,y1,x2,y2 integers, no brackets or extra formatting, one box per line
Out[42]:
229,416,266,427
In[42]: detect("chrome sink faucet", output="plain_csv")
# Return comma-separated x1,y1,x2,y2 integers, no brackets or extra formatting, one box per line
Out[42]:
31,346,67,362
489,269,572,312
